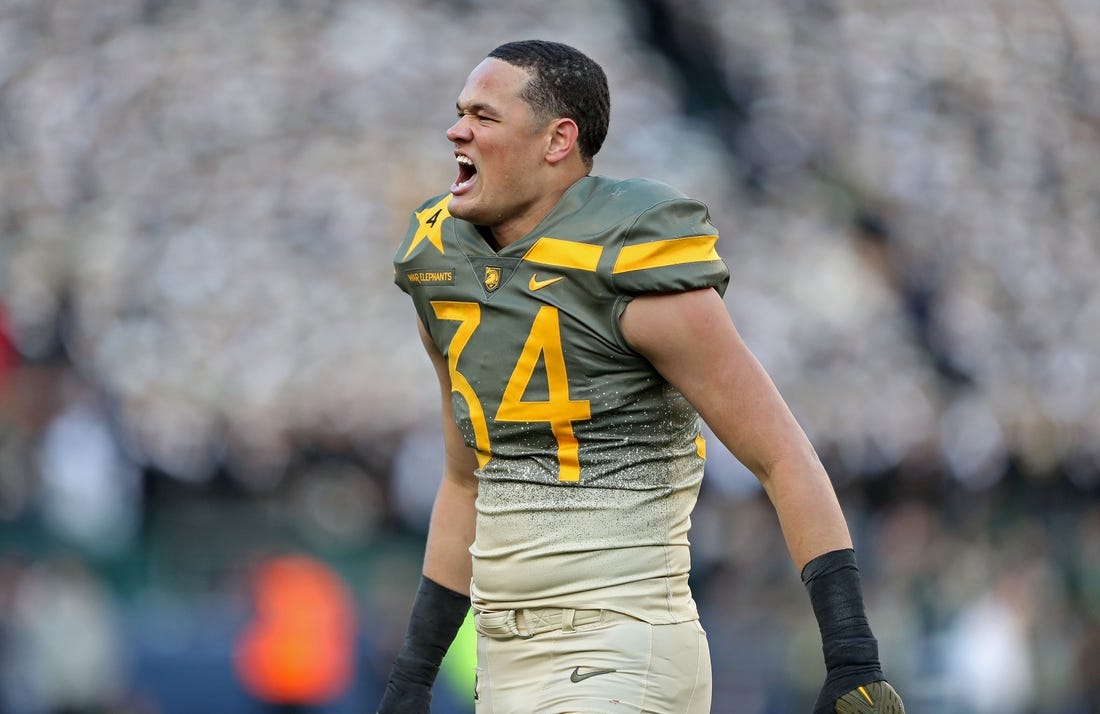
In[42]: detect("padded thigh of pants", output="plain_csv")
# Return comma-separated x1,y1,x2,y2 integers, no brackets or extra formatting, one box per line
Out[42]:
474,615,711,714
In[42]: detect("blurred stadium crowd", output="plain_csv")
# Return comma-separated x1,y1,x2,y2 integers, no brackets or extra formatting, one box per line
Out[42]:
1,0,1098,712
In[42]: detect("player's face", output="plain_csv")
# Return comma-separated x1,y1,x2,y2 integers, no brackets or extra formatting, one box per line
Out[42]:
445,58,554,243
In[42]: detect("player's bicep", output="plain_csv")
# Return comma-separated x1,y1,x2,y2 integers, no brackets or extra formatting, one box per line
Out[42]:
417,319,480,491
619,289,816,479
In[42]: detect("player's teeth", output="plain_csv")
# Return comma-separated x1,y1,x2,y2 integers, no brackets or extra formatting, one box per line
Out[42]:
457,156,473,165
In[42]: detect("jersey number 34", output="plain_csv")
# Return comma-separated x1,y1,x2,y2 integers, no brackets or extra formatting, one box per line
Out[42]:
432,300,591,482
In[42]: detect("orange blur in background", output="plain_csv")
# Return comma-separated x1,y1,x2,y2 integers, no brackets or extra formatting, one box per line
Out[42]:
234,555,358,706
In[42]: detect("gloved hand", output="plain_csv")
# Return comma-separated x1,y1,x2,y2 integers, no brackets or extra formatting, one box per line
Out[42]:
802,550,904,714
833,679,905,713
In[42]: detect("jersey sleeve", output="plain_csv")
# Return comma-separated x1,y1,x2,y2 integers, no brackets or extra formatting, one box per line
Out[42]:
609,194,730,298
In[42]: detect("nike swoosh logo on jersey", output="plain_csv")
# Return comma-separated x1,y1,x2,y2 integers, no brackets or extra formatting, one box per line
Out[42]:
529,274,564,291
569,666,617,683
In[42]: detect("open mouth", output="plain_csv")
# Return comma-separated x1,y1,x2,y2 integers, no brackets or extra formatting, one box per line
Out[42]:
453,154,478,193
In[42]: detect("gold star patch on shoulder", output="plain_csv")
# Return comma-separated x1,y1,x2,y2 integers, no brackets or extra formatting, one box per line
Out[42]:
404,195,452,259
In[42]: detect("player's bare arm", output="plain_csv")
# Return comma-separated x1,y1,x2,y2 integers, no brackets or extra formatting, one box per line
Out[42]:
375,321,477,714
620,287,904,713
619,287,851,570
417,318,479,593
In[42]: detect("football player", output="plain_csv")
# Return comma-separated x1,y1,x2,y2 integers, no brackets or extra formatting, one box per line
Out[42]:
380,39,904,714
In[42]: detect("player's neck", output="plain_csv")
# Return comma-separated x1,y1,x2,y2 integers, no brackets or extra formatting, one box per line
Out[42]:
489,174,588,250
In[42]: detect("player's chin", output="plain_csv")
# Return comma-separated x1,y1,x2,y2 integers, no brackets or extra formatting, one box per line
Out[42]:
447,195,482,223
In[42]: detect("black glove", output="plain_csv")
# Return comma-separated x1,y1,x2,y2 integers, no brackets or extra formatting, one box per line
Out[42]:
802,549,903,714
377,576,470,714
377,681,431,714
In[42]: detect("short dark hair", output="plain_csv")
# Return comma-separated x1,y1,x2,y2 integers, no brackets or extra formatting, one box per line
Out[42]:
488,40,610,168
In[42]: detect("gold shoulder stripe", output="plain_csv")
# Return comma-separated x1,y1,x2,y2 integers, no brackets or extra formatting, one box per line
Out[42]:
612,235,720,274
522,237,603,272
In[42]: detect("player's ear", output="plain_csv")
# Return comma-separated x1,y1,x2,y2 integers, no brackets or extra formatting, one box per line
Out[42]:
545,118,579,165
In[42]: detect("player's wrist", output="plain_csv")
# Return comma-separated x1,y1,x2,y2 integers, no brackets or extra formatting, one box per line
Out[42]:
801,548,886,712
377,678,431,714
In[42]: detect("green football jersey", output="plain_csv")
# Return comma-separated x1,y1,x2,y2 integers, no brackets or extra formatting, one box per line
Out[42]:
393,175,730,623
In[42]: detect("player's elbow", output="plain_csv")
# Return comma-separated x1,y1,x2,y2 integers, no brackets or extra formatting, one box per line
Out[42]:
749,440,827,490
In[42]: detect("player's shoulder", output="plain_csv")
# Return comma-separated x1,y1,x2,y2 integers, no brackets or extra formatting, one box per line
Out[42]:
592,176,711,227
586,175,690,212
393,191,456,269
597,177,728,296
582,177,713,241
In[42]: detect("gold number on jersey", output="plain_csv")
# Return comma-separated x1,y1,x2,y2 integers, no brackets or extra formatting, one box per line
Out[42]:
431,301,492,468
430,301,591,482
495,306,591,482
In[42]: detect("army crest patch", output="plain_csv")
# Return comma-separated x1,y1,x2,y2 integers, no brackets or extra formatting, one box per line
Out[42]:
483,266,503,292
